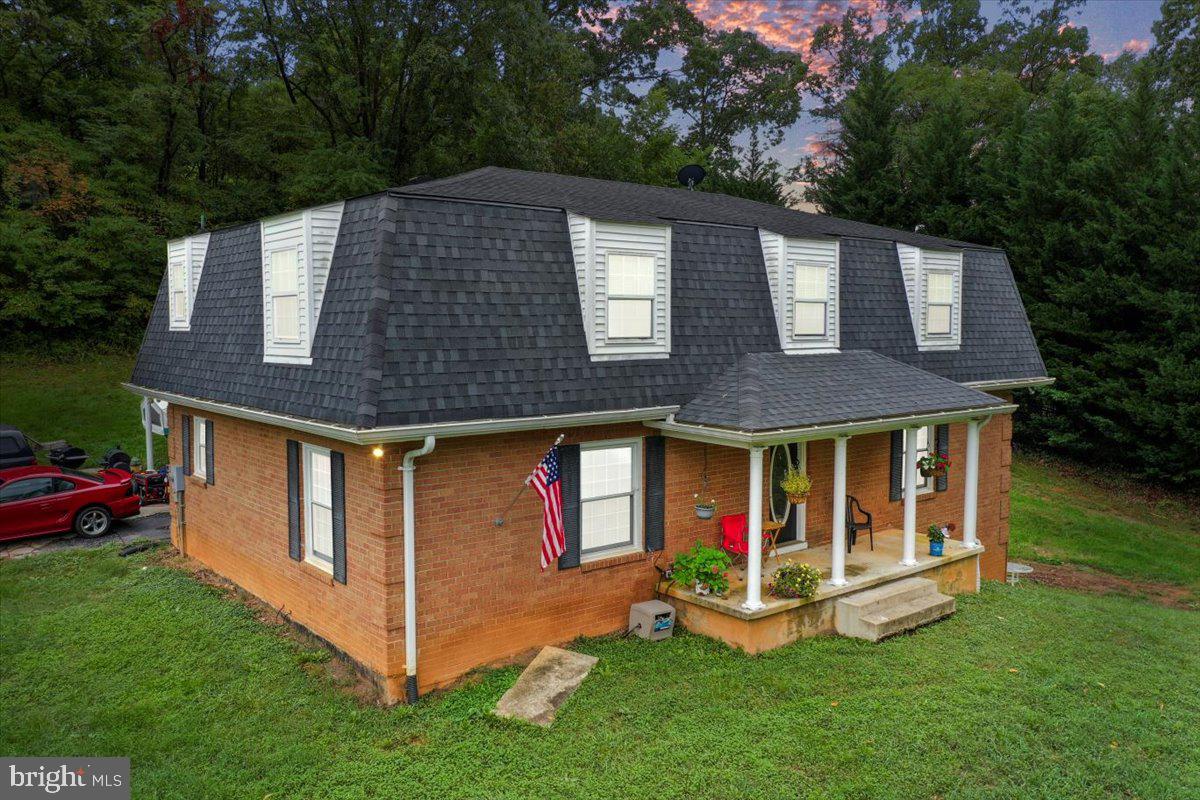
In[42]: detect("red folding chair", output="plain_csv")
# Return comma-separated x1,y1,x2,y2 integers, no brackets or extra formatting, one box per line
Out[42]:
719,513,771,567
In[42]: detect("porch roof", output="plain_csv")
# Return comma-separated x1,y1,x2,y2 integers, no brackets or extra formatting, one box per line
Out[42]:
674,351,1008,434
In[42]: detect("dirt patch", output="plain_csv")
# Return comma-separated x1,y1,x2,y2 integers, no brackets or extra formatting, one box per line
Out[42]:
1023,561,1198,611
146,547,383,705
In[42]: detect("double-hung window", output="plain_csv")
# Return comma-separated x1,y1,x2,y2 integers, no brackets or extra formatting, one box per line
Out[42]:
304,444,334,572
270,248,301,343
606,253,655,339
580,439,642,559
925,271,954,336
192,416,208,480
793,263,829,337
902,425,934,494
169,257,188,325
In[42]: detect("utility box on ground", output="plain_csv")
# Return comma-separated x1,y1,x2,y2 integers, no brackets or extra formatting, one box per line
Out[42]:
628,600,675,641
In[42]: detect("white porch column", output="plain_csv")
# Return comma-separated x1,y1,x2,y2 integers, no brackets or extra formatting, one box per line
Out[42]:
743,446,767,611
797,441,808,545
962,418,983,548
902,426,919,566
141,397,155,470
830,435,849,586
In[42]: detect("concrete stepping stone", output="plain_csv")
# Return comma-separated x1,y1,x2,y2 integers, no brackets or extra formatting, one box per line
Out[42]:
494,646,598,727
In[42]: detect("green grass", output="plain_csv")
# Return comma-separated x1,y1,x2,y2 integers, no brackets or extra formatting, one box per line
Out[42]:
1009,456,1200,593
0,355,166,468
2,546,1198,800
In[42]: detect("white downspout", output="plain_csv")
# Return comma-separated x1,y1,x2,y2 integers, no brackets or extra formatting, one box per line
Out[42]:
400,435,436,703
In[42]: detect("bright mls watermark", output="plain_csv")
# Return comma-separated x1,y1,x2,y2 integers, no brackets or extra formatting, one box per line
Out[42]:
2,759,128,799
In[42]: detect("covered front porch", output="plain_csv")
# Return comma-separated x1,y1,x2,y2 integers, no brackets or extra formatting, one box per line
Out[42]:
659,529,981,652
649,351,1012,650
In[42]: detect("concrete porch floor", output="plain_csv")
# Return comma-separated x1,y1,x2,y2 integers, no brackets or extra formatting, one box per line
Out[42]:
662,529,982,622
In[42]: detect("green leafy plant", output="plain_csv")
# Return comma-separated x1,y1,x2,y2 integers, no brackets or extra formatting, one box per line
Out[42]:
769,561,823,599
927,522,954,543
670,541,733,596
778,466,812,502
692,493,716,510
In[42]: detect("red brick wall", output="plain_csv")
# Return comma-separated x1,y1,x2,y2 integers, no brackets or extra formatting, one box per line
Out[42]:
172,400,1013,699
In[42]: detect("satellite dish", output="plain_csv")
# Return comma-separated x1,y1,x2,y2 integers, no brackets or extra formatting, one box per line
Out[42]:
677,164,707,190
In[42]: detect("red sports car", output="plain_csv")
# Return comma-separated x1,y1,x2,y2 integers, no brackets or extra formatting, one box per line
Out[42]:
0,465,141,541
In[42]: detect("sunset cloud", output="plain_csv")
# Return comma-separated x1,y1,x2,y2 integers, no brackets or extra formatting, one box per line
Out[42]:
1101,37,1151,61
688,0,910,75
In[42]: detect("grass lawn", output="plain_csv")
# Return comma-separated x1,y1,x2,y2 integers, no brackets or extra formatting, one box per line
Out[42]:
1009,456,1200,599
2,547,1198,799
0,355,167,468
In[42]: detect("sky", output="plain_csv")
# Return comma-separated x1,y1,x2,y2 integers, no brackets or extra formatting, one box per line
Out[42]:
681,0,1164,167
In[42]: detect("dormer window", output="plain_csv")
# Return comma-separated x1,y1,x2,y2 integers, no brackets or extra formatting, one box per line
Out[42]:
567,214,671,360
260,201,345,365
793,263,829,336
166,233,209,331
606,253,655,339
897,244,962,350
759,231,839,352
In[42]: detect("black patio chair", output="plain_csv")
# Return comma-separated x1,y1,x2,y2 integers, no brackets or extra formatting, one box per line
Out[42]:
846,495,874,552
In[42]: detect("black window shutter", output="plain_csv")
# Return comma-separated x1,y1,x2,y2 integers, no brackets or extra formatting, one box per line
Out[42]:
935,425,950,492
286,440,301,561
331,450,347,584
558,444,581,569
644,436,665,552
888,430,903,501
205,418,215,485
182,414,193,476
786,442,802,540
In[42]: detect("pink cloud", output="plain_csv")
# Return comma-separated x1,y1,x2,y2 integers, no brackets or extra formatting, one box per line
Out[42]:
688,0,913,76
1101,36,1151,62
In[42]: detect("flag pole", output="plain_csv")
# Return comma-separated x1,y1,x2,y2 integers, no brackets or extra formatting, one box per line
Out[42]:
494,433,566,526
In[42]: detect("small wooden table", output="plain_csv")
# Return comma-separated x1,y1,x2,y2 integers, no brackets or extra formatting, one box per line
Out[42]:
762,520,785,560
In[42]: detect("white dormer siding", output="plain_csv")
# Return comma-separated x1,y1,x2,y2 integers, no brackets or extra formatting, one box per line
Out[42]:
566,214,671,361
896,244,963,351
261,201,345,365
166,233,209,331
758,230,839,352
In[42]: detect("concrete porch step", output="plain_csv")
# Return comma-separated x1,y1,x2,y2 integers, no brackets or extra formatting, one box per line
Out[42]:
834,578,956,641
835,577,939,617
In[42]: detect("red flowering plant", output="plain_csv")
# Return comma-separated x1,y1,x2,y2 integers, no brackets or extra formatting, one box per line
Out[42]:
918,450,951,477
669,541,733,596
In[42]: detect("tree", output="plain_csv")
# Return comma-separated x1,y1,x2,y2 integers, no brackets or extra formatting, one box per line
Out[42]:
901,0,988,67
704,129,791,206
804,53,906,228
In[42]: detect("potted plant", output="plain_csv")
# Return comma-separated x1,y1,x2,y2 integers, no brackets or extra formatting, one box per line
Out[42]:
670,541,733,597
918,451,951,478
926,522,954,556
693,493,717,520
778,465,812,504
768,561,823,599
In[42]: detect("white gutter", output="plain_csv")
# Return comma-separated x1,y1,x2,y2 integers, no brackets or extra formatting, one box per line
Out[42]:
648,404,1018,449
400,435,436,703
963,376,1054,391
122,383,676,444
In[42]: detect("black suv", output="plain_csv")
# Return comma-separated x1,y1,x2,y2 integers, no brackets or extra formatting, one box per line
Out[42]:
0,425,36,469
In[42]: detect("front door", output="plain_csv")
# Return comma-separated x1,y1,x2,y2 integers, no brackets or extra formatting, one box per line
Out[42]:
768,444,807,549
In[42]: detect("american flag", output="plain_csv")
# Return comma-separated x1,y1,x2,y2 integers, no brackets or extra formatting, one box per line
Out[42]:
528,446,565,570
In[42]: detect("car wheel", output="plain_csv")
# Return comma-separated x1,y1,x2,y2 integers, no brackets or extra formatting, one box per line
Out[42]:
75,506,112,538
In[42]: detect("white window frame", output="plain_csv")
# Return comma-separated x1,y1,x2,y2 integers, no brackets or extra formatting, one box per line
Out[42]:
792,262,829,338
169,256,189,327
268,247,302,344
579,437,643,561
192,416,208,480
604,251,656,341
302,443,334,573
902,425,935,495
924,270,954,337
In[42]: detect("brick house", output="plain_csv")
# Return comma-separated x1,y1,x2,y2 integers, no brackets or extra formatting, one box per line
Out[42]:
128,168,1049,703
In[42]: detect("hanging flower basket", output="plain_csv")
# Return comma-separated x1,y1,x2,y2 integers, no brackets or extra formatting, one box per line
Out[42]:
693,494,716,520
779,465,811,506
918,452,951,478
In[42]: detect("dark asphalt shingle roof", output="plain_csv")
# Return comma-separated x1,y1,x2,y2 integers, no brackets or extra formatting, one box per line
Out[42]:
131,169,1047,430
401,167,998,251
676,352,1008,432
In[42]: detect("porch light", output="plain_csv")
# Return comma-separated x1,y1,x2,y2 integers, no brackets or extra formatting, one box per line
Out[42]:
372,445,385,459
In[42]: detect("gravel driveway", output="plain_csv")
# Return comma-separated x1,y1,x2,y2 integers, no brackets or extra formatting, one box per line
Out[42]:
0,506,171,560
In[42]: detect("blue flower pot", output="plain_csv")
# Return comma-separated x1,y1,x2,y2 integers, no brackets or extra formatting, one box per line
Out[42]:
929,541,944,557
